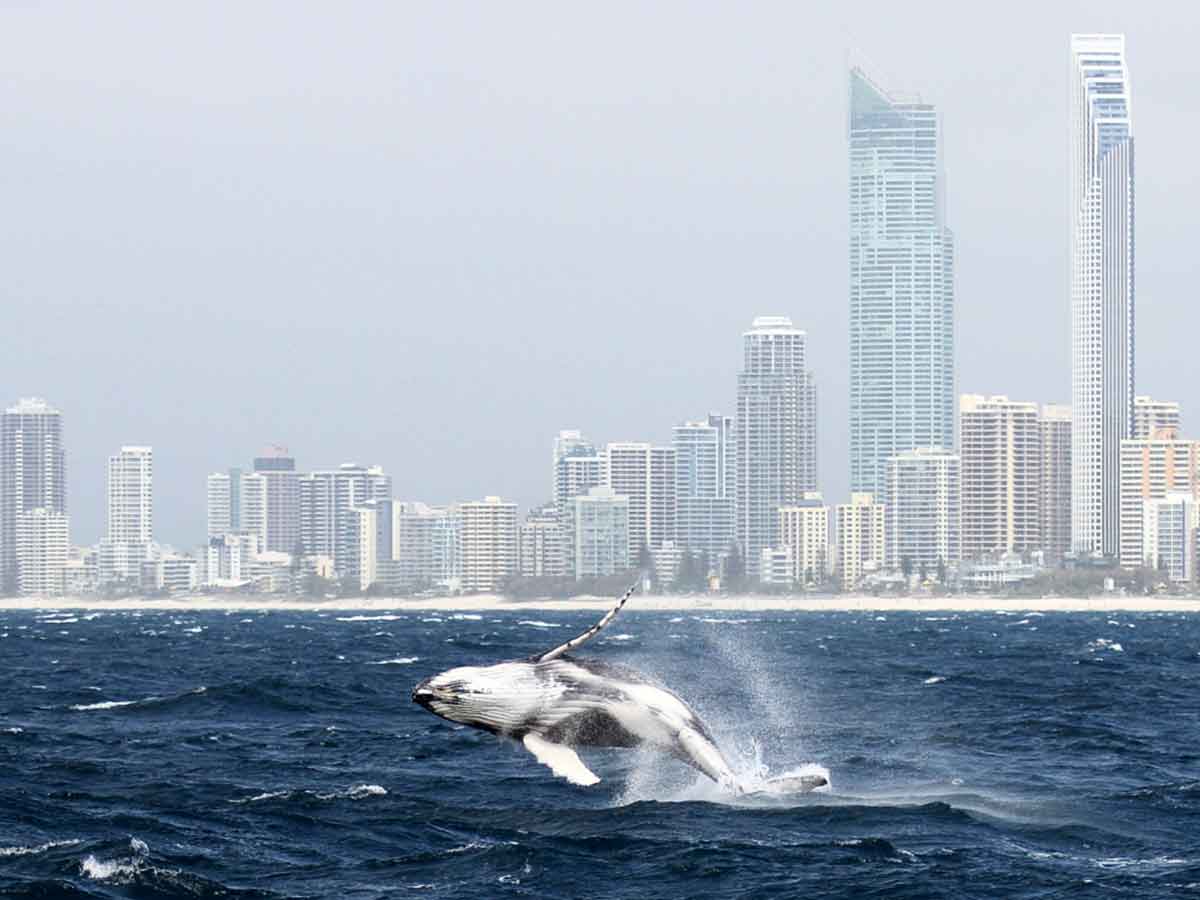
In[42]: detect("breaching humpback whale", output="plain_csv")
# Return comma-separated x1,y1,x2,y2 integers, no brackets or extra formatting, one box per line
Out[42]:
412,586,827,794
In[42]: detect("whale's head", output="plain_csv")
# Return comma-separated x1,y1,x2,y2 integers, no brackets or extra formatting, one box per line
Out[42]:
413,663,532,732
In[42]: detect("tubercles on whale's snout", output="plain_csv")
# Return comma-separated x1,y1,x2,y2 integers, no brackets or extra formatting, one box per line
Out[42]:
411,678,434,707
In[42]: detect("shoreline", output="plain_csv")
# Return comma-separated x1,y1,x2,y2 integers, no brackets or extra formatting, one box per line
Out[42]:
1,594,1199,613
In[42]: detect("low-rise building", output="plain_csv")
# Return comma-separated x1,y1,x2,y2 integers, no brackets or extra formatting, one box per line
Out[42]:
777,493,829,584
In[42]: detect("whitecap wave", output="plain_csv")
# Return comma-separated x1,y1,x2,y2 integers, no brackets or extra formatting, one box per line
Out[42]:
0,838,80,857
230,790,291,804
336,614,403,622
923,675,947,685
70,699,145,711
517,620,559,628
367,657,420,665
232,784,388,804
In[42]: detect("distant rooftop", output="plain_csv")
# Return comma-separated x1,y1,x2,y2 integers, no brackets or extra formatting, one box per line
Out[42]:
6,397,60,415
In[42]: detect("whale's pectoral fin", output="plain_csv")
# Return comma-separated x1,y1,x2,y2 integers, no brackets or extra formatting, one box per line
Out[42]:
522,733,600,786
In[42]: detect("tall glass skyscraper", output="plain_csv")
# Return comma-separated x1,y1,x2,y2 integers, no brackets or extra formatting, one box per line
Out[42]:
1069,34,1134,557
848,67,955,496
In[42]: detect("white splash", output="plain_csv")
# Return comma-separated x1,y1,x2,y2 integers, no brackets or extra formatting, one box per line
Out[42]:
923,675,947,685
80,837,150,883
318,783,388,801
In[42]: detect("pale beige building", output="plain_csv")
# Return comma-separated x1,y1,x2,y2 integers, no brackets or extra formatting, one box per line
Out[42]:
1133,396,1182,440
776,494,829,583
459,496,518,593
959,395,1042,560
1118,429,1200,569
1040,404,1072,558
835,492,885,588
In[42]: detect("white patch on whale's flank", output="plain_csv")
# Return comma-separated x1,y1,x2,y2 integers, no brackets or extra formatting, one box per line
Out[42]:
522,733,600,785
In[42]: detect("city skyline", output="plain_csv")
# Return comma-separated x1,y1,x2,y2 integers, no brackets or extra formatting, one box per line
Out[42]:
4,9,1195,547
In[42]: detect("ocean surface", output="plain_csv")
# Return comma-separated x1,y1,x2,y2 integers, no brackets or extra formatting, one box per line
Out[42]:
1,607,1198,898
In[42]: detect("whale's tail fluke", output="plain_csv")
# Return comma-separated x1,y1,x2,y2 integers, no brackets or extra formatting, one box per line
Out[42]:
528,582,638,663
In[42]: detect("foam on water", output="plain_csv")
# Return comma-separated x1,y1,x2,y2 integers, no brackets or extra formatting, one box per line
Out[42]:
70,698,145,711
0,838,81,857
517,620,559,628
367,657,420,665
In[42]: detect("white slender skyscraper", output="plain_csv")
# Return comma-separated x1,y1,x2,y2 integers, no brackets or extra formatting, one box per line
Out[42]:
0,398,67,594
100,446,154,583
848,66,955,496
1070,34,1134,557
735,316,817,578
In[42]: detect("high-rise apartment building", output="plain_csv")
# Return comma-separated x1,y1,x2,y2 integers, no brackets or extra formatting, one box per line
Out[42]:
569,486,631,580
1118,429,1199,569
736,316,817,579
1070,34,1135,557
849,67,955,496
0,398,67,594
835,493,886,588
519,503,563,577
100,446,154,582
776,494,830,584
16,508,69,596
1040,404,1073,558
604,442,676,565
394,502,462,592
1141,493,1198,582
884,448,961,572
673,414,735,566
251,446,300,554
346,498,400,591
206,468,243,538
959,395,1042,559
459,497,518,593
299,463,391,573
553,433,605,577
1133,396,1180,440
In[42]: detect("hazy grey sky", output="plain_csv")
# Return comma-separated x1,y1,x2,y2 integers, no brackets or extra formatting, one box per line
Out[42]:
2,1,1196,546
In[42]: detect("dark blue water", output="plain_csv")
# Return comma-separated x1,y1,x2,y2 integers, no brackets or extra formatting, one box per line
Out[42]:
1,607,1198,898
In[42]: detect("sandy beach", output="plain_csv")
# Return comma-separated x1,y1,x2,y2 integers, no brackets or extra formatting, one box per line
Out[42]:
1,593,1198,613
